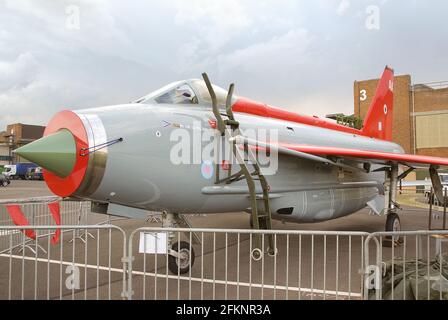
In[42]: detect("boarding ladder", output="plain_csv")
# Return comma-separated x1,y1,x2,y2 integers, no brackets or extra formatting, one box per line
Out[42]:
202,73,275,258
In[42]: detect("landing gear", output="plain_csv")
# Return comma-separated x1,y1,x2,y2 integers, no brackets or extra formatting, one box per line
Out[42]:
162,212,197,275
386,212,401,233
168,241,195,275
383,164,402,247
383,213,402,247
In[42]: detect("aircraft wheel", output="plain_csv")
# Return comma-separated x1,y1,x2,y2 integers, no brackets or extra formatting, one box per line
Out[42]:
168,241,195,275
2,181,8,187
383,213,401,247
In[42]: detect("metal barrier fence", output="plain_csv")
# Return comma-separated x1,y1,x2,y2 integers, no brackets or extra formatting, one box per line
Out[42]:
0,225,126,300
127,228,369,300
364,230,448,300
0,197,91,228
0,199,91,254
1,225,447,300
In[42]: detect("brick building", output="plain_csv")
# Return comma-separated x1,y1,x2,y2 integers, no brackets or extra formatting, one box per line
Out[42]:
0,123,45,166
354,74,448,179
354,75,448,156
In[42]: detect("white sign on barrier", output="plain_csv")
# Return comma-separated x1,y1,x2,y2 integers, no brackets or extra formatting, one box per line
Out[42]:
139,232,167,254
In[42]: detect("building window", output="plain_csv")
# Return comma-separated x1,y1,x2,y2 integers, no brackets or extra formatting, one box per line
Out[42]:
0,155,12,161
416,113,448,148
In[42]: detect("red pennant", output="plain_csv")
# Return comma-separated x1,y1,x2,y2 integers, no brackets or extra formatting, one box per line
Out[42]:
6,204,36,240
47,202,61,244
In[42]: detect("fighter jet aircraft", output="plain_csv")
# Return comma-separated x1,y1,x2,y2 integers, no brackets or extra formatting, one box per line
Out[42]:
15,66,448,273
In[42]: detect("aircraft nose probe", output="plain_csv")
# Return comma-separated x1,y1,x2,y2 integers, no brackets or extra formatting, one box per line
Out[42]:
14,129,77,178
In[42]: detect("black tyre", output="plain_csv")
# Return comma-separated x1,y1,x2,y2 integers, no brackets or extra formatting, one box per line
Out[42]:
386,213,401,232
384,213,401,247
1,180,8,187
168,241,195,275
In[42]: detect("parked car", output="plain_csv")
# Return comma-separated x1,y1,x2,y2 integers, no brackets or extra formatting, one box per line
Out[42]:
0,174,10,187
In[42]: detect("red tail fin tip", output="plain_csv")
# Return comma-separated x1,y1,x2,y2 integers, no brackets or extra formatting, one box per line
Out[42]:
361,67,394,141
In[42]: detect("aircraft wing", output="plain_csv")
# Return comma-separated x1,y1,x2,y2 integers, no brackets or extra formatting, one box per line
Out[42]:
231,135,448,204
233,136,448,169
278,144,448,169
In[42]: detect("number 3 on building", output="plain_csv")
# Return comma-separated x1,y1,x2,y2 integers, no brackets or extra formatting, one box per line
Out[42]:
360,90,367,101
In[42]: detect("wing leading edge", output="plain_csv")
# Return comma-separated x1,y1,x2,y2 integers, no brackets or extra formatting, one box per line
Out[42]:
233,136,448,169
279,143,448,169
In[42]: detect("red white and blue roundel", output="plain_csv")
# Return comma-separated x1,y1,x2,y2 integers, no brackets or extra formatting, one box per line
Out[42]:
201,161,214,180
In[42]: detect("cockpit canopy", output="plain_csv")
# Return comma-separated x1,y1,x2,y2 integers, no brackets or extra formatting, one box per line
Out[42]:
134,79,231,107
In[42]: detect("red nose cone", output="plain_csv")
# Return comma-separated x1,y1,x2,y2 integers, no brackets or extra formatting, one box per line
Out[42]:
43,110,90,197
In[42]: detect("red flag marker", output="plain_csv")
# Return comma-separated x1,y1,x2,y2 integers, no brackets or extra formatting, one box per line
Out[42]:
6,204,36,240
47,202,61,244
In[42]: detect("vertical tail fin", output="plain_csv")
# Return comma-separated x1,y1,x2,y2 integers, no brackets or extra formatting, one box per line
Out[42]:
361,66,394,141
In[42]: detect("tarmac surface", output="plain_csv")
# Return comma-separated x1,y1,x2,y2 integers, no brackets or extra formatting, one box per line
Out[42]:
0,180,442,300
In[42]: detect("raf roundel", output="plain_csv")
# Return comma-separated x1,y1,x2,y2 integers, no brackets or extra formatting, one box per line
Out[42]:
201,161,214,180
383,104,388,115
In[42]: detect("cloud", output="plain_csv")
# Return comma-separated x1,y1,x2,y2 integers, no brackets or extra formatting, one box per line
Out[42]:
175,0,251,52
173,0,252,72
0,53,40,91
337,0,350,16
0,0,448,130
217,29,313,74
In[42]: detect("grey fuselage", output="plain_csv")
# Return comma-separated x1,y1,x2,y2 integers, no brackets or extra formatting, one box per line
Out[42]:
73,101,404,223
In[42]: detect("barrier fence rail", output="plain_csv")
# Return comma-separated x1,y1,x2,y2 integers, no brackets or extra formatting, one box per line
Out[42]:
0,225,127,300
127,227,368,300
0,198,91,254
0,225,447,300
364,230,448,300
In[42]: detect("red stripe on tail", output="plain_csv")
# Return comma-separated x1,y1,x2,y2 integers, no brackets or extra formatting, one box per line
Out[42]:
361,66,395,141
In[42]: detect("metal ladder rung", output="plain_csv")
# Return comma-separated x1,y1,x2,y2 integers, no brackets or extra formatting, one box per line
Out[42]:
202,72,274,254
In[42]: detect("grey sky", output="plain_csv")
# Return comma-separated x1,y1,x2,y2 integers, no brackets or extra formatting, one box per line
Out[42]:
0,0,447,129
